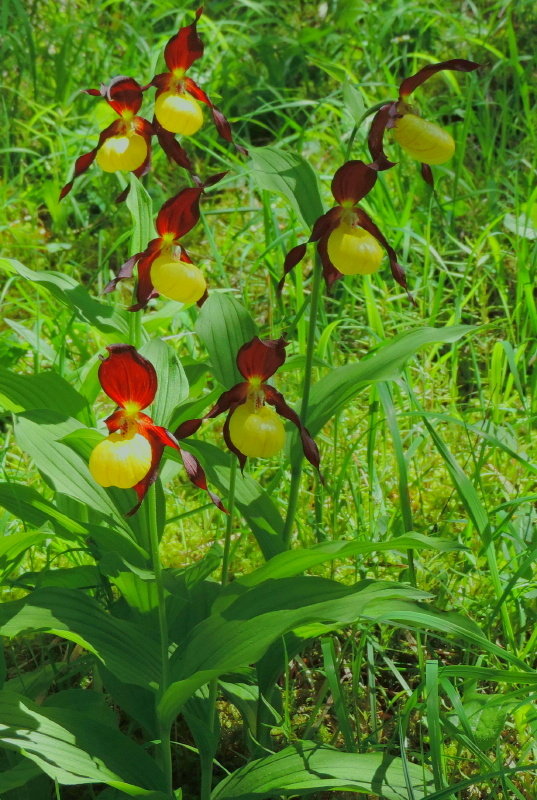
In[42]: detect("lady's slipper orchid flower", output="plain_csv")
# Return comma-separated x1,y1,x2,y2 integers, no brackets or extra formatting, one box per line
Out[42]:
89,344,224,515
280,160,409,295
147,7,247,155
175,337,321,472
105,174,225,310
368,59,479,185
60,77,153,200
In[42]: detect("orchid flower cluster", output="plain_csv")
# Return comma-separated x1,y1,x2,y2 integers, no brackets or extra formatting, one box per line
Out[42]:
59,7,479,513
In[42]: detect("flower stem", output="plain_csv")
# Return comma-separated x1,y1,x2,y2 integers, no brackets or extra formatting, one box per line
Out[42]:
221,455,238,586
282,252,322,547
147,485,173,796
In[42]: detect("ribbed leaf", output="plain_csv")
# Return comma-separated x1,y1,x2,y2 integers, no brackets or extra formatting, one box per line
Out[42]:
0,690,167,796
195,293,257,388
140,338,188,428
0,257,129,335
249,146,324,228
126,174,154,253
0,367,89,419
211,741,433,799
0,588,160,690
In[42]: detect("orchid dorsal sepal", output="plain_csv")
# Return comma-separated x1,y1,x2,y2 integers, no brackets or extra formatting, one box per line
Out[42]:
175,336,321,473
89,344,224,515
60,76,154,201
280,160,410,298
105,173,226,310
147,6,247,155
368,59,480,184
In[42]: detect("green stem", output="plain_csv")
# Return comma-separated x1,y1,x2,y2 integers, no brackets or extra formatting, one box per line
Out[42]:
221,456,238,586
282,253,322,547
147,485,173,796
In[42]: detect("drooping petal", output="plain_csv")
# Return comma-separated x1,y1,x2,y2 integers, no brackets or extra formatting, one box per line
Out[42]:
105,76,144,116
179,446,227,511
152,117,196,173
278,243,307,293
163,7,204,73
155,186,205,238
354,209,413,301
263,386,321,476
184,77,248,154
331,160,378,205
174,383,250,440
98,344,157,410
236,337,287,382
367,103,398,171
104,238,161,293
129,247,163,311
317,236,342,289
398,59,480,98
222,412,247,472
127,428,166,516
310,207,342,243
420,163,434,186
59,120,122,199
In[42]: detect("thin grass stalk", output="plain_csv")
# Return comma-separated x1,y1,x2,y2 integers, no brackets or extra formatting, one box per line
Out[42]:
282,251,322,546
147,484,172,796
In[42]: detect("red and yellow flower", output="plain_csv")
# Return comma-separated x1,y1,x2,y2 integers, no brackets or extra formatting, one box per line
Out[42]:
60,77,153,200
280,160,409,295
105,174,225,310
175,337,320,472
146,7,247,156
368,59,479,185
89,344,223,515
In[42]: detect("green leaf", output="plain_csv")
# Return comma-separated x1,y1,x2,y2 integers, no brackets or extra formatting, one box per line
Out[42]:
176,442,285,559
306,325,474,436
0,757,42,794
342,79,366,124
140,338,188,428
195,293,257,387
0,588,160,690
0,482,89,535
13,410,126,526
235,533,466,588
0,366,89,419
126,174,154,253
211,741,433,799
0,530,49,581
0,257,129,335
0,689,167,796
249,146,324,228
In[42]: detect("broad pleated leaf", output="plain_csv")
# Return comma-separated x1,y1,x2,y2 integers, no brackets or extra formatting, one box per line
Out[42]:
249,146,324,228
305,325,474,437
140,338,189,427
0,588,160,690
0,367,89,420
126,174,153,253
0,257,129,335
0,690,167,796
211,741,433,799
195,294,257,388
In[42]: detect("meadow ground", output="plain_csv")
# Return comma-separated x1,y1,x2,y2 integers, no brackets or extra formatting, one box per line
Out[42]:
0,0,536,798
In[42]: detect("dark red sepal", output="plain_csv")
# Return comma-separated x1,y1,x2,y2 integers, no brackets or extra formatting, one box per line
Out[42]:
179,446,227,511
98,344,157,410
264,386,322,477
367,103,398,171
310,208,341,243
59,120,122,199
399,59,480,98
105,76,144,116
129,248,162,311
236,337,287,381
153,117,196,173
174,383,249,440
163,7,204,73
355,209,414,302
223,412,247,472
278,243,307,293
421,163,434,187
316,236,343,289
184,77,247,154
331,160,377,205
156,186,205,238
104,239,161,294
